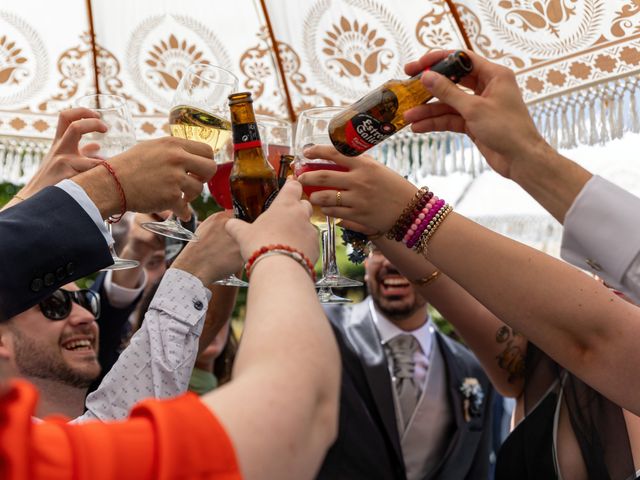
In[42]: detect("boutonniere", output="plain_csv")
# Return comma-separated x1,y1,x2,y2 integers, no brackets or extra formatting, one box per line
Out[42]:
341,228,370,264
460,377,484,422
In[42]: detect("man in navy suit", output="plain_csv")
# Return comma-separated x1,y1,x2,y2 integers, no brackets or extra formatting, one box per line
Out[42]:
0,135,216,318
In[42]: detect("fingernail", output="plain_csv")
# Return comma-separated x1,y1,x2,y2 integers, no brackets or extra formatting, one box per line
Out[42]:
422,71,438,88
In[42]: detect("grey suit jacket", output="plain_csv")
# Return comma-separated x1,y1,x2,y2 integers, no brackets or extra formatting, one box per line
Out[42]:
317,299,494,480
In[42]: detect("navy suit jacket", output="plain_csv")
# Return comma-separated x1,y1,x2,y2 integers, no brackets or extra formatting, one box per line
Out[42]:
318,301,494,480
0,186,112,319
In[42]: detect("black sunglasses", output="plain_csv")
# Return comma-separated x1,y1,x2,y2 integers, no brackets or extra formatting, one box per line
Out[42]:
38,289,101,321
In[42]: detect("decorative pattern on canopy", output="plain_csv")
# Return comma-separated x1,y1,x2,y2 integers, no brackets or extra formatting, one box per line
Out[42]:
0,0,639,185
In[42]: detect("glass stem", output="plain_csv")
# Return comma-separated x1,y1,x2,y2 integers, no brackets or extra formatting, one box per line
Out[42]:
318,229,331,298
324,216,340,278
106,221,118,257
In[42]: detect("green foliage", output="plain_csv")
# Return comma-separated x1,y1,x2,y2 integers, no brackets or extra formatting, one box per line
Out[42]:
0,183,20,206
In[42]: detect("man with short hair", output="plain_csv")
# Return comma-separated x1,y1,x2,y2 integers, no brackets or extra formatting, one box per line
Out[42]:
320,248,493,480
0,264,217,421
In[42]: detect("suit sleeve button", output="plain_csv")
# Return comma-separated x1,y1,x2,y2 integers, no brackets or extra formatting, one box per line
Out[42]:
30,278,43,292
56,267,66,280
66,262,74,275
43,273,55,287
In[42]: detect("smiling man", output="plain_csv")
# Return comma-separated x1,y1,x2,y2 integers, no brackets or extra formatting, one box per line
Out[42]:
319,247,494,480
1,284,101,417
0,265,212,422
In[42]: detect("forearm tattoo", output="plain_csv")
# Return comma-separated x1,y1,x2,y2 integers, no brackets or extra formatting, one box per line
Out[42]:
495,326,525,383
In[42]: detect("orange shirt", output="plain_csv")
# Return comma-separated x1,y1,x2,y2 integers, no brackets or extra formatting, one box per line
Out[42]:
0,380,241,480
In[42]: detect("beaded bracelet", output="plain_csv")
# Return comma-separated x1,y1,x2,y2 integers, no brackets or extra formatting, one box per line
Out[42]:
99,161,127,223
388,186,454,256
386,187,430,241
404,198,445,248
245,244,316,282
414,204,454,256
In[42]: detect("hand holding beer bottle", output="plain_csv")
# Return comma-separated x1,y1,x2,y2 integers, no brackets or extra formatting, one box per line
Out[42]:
328,50,473,156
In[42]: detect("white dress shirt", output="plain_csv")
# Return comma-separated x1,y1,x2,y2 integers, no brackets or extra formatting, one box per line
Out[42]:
369,298,434,389
561,175,640,303
56,179,113,247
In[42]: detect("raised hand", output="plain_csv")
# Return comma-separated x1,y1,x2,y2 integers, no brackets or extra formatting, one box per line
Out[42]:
171,211,243,285
225,180,319,266
74,136,216,220
403,49,550,180
3,108,108,210
296,145,417,235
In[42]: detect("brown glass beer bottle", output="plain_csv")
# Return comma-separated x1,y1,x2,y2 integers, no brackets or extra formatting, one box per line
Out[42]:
277,154,295,189
228,92,279,223
328,50,473,156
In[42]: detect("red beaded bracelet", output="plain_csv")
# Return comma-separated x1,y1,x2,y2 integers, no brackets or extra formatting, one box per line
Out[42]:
99,161,127,223
245,244,316,282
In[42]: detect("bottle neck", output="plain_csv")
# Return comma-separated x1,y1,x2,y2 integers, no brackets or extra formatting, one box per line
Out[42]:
230,101,262,153
231,121,262,153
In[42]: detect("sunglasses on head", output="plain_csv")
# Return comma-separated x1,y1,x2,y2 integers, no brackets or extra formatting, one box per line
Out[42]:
38,289,101,321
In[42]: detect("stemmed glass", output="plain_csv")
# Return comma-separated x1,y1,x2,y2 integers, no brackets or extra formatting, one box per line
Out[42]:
294,107,363,303
75,94,139,271
142,63,238,242
317,230,352,303
256,115,292,174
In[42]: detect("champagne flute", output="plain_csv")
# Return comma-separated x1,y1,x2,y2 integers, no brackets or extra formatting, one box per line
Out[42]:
294,107,363,301
75,93,139,271
142,63,238,241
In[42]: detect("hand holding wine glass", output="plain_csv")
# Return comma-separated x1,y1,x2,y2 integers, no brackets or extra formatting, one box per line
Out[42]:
142,63,238,241
74,93,139,270
294,106,362,304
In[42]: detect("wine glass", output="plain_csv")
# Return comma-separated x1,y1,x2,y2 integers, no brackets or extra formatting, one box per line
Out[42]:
256,115,292,174
142,63,238,242
294,107,363,299
317,230,352,304
75,94,140,271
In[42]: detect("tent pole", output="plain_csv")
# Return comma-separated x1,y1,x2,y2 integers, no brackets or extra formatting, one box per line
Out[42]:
85,0,101,97
258,0,297,122
444,0,474,51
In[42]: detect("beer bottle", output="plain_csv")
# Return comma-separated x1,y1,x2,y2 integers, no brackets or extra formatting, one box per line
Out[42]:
228,92,279,223
328,50,473,156
277,154,295,189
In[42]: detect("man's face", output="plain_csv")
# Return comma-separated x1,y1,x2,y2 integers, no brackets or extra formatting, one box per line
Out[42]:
365,250,427,322
1,283,100,388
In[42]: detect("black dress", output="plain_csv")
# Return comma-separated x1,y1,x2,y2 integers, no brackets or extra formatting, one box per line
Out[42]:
495,344,636,480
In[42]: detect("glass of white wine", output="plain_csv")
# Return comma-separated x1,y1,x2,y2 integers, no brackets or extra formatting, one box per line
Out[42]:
142,63,238,241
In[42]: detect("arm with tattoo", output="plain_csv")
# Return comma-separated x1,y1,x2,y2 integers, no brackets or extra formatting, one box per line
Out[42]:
495,326,526,384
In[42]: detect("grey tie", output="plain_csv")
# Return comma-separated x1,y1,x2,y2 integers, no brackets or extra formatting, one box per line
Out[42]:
386,334,420,430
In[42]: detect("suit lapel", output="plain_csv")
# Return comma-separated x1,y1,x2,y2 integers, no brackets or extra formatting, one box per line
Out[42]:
428,332,484,480
340,300,404,467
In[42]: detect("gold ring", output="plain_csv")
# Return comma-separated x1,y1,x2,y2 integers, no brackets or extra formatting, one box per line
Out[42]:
336,190,342,207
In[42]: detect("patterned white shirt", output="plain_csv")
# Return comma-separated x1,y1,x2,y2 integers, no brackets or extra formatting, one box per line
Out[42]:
73,268,210,422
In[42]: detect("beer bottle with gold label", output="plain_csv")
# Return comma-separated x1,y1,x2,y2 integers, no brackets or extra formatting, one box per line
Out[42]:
229,92,279,223
328,50,473,156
